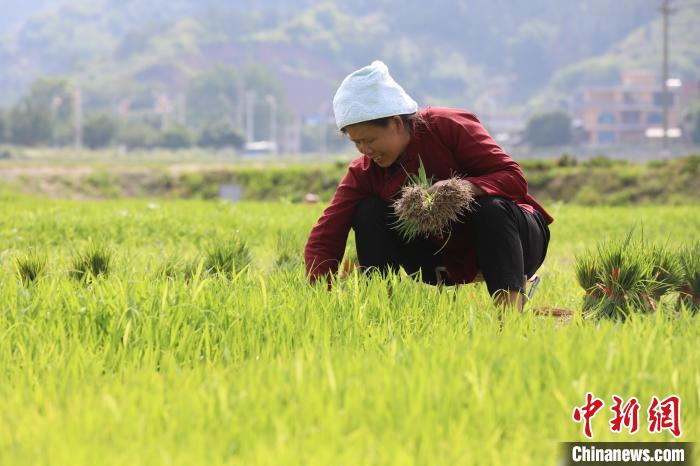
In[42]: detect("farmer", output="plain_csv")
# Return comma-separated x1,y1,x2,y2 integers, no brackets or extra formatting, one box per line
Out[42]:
304,60,553,311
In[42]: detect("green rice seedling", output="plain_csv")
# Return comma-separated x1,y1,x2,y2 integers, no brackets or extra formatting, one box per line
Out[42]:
391,156,475,245
275,229,304,270
156,255,186,279
647,244,682,299
574,250,599,311
581,234,660,320
69,242,112,282
183,255,205,282
677,240,700,314
14,249,47,286
203,235,251,278
340,248,359,278
2,198,700,465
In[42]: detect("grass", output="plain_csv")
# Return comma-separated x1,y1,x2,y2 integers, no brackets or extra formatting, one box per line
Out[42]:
0,196,698,465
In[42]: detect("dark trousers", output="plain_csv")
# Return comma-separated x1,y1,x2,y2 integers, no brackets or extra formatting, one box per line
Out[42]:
351,196,550,296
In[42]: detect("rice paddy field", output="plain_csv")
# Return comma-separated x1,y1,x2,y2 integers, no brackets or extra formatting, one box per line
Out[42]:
0,193,698,465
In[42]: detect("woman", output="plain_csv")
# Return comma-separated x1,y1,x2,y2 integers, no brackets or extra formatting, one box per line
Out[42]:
304,60,553,311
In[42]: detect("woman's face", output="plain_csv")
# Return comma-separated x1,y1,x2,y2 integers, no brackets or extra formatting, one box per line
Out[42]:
344,117,410,168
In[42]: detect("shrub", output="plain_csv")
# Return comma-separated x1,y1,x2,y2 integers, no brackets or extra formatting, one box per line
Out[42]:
198,122,245,149
83,113,117,149
525,111,573,147
557,153,578,167
159,125,194,149
118,123,159,149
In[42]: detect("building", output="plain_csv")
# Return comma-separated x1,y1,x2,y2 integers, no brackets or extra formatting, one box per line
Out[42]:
577,70,693,145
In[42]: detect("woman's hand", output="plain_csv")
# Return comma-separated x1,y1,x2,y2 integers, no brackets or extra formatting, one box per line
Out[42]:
427,179,486,196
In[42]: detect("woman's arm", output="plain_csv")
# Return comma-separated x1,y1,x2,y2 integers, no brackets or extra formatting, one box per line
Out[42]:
429,109,528,200
304,167,369,284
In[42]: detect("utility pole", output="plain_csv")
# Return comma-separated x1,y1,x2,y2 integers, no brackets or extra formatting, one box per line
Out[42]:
245,91,256,143
660,0,675,151
265,95,277,154
235,80,245,130
73,88,82,149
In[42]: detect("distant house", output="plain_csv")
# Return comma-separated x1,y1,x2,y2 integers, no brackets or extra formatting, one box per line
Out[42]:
576,70,695,145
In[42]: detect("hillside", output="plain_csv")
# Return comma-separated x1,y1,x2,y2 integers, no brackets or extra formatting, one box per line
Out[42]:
532,1,700,110
0,0,671,114
1,0,699,144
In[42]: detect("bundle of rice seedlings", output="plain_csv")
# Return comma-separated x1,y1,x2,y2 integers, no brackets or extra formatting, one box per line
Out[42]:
70,242,112,282
574,250,599,312
203,235,251,278
14,249,47,287
391,156,475,245
647,244,682,299
677,241,700,314
576,233,660,321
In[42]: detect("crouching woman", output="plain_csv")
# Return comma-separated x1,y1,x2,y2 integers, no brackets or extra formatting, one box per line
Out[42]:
304,60,553,312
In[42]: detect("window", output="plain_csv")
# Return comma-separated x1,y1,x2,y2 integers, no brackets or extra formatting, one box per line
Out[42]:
598,131,616,144
621,111,640,124
597,113,616,124
647,113,663,124
654,92,675,106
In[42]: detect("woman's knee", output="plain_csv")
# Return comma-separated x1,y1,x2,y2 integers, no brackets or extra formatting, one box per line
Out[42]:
352,196,390,231
467,197,514,225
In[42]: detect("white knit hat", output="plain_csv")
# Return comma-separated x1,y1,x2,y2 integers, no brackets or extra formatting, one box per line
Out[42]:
333,60,418,130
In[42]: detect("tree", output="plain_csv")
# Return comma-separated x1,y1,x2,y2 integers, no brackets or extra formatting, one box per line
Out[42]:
507,19,559,97
198,122,245,149
159,125,194,149
185,64,286,140
186,66,241,128
118,122,159,150
83,113,117,149
0,111,6,143
9,101,53,146
526,111,573,147
7,77,73,146
692,107,700,145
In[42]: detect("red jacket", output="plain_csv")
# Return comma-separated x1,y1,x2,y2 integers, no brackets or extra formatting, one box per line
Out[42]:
304,106,553,284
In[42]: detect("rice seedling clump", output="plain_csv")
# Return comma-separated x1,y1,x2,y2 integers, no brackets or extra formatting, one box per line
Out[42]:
204,234,252,278
392,157,475,242
573,233,693,320
677,240,700,314
14,249,47,286
69,242,112,282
